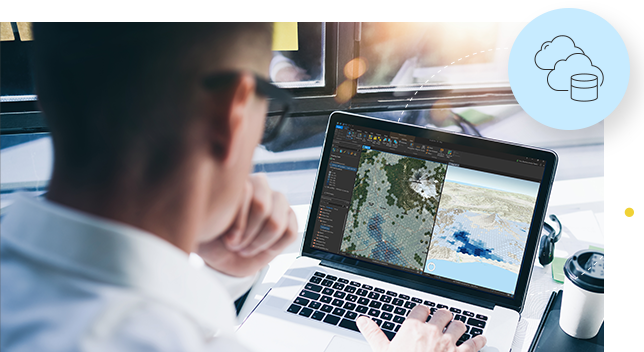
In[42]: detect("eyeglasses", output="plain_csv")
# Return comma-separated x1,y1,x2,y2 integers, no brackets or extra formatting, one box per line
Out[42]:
202,72,293,144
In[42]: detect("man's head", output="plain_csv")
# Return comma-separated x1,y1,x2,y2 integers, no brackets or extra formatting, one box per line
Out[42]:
33,23,274,249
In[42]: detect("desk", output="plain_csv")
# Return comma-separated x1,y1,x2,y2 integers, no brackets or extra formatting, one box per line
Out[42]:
236,177,604,351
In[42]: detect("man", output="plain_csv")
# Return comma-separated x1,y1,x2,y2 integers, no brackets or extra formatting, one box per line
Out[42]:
0,23,486,352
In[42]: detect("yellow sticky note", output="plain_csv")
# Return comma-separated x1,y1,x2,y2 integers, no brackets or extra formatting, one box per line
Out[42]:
17,22,33,41
1,22,15,41
273,22,298,51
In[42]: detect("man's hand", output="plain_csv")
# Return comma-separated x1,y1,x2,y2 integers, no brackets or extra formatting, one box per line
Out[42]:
197,174,298,277
357,306,487,352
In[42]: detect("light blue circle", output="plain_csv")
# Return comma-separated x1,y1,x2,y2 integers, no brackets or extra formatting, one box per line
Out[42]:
509,8,630,130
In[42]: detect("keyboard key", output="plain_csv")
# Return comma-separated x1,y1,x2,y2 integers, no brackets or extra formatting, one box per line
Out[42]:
369,301,382,309
399,294,410,300
368,292,380,300
455,314,467,323
320,295,332,303
299,307,313,317
404,301,417,309
394,307,406,315
321,304,333,313
357,297,370,305
470,327,483,336
323,314,341,325
344,286,357,293
356,305,368,314
287,304,302,314
476,314,488,321
332,307,346,317
322,288,334,296
382,304,394,312
343,302,356,310
467,318,487,329
362,284,373,290
337,278,349,284
300,290,320,300
424,300,435,307
339,318,359,331
382,329,395,341
463,311,475,317
311,311,325,321
294,297,309,306
333,291,346,299
305,283,323,292
368,308,381,317
331,299,344,307
394,324,401,332
382,321,395,331
346,311,358,320
412,297,423,303
372,318,383,327
321,279,334,287
392,298,404,306
379,295,392,303
356,289,368,297
386,291,398,297
333,282,345,290
393,315,405,324
326,275,338,281
437,304,449,309
450,307,462,314
346,294,358,302
313,272,326,277
374,288,385,294
350,281,361,287
309,276,322,284
381,312,393,321
309,301,321,309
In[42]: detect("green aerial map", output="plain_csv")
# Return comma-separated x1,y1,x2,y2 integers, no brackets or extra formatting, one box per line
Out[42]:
340,149,447,271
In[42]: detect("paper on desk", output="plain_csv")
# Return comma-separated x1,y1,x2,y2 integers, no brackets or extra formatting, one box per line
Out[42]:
557,210,604,245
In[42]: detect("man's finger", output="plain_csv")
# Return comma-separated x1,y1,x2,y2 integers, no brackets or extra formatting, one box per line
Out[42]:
406,304,431,323
235,174,273,250
239,192,290,257
426,308,452,329
356,316,389,352
223,180,253,250
458,334,487,352
443,319,467,343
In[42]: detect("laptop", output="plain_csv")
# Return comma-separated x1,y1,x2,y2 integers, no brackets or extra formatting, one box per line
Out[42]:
237,111,557,352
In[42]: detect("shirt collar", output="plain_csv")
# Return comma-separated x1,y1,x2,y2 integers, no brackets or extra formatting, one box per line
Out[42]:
1,194,237,336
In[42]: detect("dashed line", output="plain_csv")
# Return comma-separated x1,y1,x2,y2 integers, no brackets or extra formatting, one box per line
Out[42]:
398,47,510,116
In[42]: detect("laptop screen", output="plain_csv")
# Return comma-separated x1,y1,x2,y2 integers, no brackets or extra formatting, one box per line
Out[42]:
306,117,549,299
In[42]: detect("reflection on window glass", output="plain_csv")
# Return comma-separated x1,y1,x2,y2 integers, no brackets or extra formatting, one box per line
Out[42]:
358,23,525,90
270,22,325,88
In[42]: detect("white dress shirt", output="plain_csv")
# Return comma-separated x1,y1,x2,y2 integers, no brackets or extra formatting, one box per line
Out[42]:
1,195,257,351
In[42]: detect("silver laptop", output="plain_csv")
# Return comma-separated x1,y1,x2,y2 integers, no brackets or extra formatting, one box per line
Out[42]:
237,111,557,352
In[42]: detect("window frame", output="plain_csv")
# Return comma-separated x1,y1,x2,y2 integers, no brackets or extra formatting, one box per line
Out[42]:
1,22,518,135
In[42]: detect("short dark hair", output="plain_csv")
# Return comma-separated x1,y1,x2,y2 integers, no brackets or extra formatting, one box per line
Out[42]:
33,23,272,186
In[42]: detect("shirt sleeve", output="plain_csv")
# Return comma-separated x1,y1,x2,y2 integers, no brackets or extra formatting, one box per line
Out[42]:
202,266,263,301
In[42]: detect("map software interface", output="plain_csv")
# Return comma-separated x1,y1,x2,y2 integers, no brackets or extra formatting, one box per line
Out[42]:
310,122,547,298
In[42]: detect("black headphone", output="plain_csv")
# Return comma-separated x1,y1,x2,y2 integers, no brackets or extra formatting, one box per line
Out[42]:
538,214,562,266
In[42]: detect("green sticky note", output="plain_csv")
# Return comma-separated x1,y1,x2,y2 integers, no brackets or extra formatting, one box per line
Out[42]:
552,257,567,283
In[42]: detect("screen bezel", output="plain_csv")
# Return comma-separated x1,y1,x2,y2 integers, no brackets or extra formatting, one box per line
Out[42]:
301,111,558,312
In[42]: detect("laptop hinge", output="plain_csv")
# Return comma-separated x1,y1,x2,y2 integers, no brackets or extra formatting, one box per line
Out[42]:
320,260,496,311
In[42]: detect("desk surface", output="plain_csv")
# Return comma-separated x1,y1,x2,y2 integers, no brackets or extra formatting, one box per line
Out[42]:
236,176,604,352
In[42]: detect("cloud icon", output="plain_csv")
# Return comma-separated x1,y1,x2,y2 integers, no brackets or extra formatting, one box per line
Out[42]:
547,53,604,91
535,35,584,70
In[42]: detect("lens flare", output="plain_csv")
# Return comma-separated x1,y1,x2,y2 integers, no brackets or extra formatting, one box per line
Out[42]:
344,57,368,80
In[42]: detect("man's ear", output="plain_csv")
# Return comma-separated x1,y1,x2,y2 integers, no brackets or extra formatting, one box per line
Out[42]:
206,73,256,164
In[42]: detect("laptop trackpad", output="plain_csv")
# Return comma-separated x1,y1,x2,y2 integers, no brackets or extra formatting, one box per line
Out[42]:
324,335,371,352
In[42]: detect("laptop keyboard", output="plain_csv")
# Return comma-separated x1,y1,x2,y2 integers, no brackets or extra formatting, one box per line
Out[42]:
286,272,487,345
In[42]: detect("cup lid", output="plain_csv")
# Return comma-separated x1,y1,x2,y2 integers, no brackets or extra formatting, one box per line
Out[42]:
564,249,604,293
